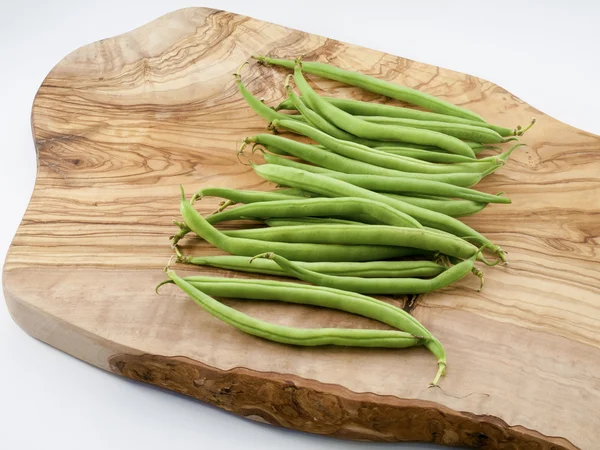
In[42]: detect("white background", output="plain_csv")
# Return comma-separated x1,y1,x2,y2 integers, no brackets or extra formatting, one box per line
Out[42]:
1,1,598,449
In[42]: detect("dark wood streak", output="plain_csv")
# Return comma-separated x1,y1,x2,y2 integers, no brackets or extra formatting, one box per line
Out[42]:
109,353,577,449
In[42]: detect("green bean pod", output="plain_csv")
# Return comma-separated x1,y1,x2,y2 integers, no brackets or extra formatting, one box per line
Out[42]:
234,67,303,124
375,147,497,164
178,254,445,278
253,137,487,187
222,224,479,260
266,217,362,227
263,154,494,192
264,193,488,218
160,273,447,384
283,80,390,148
194,187,304,204
254,55,485,122
251,251,481,295
179,188,420,262
381,194,487,217
207,197,422,229
262,218,462,252
173,187,309,245
359,116,505,144
293,64,476,157
165,270,423,347
251,164,506,262
271,119,497,174
276,95,513,136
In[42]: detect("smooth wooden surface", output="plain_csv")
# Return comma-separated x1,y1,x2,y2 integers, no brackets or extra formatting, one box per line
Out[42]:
3,7,599,449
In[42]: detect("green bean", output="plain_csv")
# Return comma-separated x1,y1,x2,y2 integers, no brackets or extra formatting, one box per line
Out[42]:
193,187,303,204
359,116,505,144
283,77,390,148
253,138,487,187
160,273,446,384
262,219,460,257
263,154,498,195
165,270,423,347
254,55,485,122
375,147,497,164
179,187,422,262
275,95,513,136
223,224,479,260
251,164,506,262
173,187,308,245
207,196,422,229
382,194,487,217
259,195,487,219
272,119,499,174
292,64,476,157
177,254,445,278
265,217,364,227
234,64,303,124
251,251,482,295
258,150,336,174
374,143,522,168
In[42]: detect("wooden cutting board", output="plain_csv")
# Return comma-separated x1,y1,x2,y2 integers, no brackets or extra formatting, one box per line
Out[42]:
3,7,600,449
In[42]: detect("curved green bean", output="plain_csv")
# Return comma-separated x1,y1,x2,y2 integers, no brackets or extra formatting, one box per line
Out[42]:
254,55,485,122
250,251,481,295
234,64,303,124
263,154,498,195
161,273,446,384
207,196,422,229
375,147,498,164
359,116,505,144
222,224,479,260
165,270,423,347
179,187,423,262
283,78,390,148
381,194,487,217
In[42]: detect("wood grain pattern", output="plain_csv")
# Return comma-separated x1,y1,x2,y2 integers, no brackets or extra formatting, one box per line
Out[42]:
3,7,599,449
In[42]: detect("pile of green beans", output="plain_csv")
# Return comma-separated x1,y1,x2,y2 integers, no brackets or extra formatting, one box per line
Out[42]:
160,57,534,387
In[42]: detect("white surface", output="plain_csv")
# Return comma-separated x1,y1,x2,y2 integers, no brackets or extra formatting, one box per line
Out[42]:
1,1,598,449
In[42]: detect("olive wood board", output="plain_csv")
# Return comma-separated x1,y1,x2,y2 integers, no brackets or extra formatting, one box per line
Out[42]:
3,7,600,450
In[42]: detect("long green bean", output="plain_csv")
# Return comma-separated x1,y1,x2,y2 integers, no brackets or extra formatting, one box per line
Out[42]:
165,270,424,346
360,116,505,144
160,273,446,384
250,251,481,295
254,55,485,122
206,196,422,228
222,224,479,260
263,154,499,194
275,95,513,136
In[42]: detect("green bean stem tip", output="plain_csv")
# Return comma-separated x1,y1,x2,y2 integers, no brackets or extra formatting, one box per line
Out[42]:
233,61,249,79
249,252,275,264
429,362,447,387
517,118,536,136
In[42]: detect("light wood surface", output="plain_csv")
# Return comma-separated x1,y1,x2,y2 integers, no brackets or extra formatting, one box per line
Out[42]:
3,7,600,449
